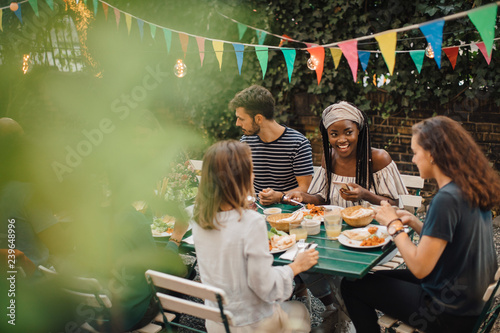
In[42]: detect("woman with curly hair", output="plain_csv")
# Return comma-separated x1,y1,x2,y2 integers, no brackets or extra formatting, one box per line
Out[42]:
288,101,407,207
341,116,500,333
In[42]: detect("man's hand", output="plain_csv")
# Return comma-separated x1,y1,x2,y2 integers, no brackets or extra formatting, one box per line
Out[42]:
258,188,282,206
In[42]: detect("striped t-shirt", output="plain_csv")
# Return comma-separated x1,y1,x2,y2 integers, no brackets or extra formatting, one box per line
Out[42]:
241,127,314,194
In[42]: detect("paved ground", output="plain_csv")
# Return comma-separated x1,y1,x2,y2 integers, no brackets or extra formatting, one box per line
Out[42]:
160,224,500,332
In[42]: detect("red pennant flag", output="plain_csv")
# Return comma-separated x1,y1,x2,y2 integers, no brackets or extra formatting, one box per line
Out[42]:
443,47,459,70
179,33,189,58
102,3,109,21
306,44,325,85
338,40,359,82
196,37,205,66
476,42,492,65
114,8,120,29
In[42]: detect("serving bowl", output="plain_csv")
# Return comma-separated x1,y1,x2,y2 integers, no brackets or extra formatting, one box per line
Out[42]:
341,205,374,228
301,219,321,235
266,213,294,232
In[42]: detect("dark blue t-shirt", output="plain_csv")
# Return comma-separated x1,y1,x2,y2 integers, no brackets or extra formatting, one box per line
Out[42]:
421,182,497,316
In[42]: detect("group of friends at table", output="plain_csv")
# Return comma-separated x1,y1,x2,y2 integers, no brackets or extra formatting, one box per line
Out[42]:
1,83,500,333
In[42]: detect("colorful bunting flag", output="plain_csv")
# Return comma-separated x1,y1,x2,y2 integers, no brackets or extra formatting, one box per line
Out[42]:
281,48,296,83
307,45,325,85
329,48,343,69
14,6,22,24
443,47,459,69
409,50,425,74
339,40,358,82
196,37,205,66
237,23,247,40
476,42,492,65
255,46,268,79
102,3,109,21
149,24,156,39
28,0,39,17
46,0,54,11
213,41,224,70
420,20,444,69
137,19,144,40
0,10,2,32
125,14,132,35
114,8,120,29
233,44,245,75
179,33,189,58
93,0,98,15
468,3,497,58
375,31,397,75
163,29,172,53
358,51,370,72
256,30,266,45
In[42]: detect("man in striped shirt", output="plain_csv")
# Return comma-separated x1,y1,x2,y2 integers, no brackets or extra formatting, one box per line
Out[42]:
230,85,314,205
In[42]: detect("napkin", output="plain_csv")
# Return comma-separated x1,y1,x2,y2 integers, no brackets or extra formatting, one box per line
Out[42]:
182,235,194,244
279,243,318,261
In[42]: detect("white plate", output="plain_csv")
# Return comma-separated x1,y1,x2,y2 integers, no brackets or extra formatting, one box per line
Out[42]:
270,241,296,254
152,224,192,238
338,225,391,249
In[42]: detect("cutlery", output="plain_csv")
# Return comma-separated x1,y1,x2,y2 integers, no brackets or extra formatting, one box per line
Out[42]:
283,196,306,208
293,239,305,260
246,195,265,211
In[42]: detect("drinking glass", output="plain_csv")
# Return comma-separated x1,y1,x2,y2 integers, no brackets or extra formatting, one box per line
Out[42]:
324,208,342,240
289,221,308,241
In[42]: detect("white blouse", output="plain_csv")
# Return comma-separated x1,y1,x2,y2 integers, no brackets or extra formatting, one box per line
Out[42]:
308,161,408,207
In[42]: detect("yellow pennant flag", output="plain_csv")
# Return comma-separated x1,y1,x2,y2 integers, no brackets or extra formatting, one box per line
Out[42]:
329,48,342,69
125,14,132,35
375,31,397,75
213,41,224,70
0,10,3,32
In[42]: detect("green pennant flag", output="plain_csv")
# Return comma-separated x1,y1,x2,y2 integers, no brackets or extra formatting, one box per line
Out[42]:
468,3,497,57
29,0,39,16
409,50,425,74
149,24,156,39
0,10,3,32
256,30,267,45
45,0,54,10
93,0,98,15
163,29,172,53
255,46,268,79
237,23,247,40
281,48,296,83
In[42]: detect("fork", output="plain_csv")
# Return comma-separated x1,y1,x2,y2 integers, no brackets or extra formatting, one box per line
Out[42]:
293,239,306,260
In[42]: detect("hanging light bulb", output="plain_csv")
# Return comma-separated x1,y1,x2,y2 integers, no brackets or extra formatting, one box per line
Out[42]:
10,2,19,11
173,59,187,78
307,55,319,70
22,54,30,74
425,44,434,59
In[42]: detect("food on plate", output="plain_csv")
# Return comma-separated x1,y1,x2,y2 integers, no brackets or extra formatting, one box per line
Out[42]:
368,226,378,234
279,210,304,223
342,229,371,241
306,204,326,217
151,215,175,236
270,234,297,250
360,235,386,247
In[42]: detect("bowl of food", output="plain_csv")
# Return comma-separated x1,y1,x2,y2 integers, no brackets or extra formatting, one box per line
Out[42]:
266,211,304,232
263,207,282,216
341,205,375,228
301,219,321,235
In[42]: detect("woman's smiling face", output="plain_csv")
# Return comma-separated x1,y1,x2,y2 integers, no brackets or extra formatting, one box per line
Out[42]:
327,120,359,157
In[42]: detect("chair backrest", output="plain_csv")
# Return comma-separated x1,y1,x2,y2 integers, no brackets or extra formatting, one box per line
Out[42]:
145,269,233,331
398,174,425,214
471,267,500,333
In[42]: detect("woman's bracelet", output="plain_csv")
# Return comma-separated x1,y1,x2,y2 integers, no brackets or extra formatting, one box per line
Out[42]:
169,237,182,244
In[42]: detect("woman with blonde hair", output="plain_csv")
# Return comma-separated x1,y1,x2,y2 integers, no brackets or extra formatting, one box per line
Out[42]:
341,116,500,333
193,140,319,332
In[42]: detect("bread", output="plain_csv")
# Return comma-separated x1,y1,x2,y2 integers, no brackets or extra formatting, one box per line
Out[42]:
342,229,371,241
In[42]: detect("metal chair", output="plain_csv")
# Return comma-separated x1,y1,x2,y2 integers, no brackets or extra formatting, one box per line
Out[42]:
145,269,233,333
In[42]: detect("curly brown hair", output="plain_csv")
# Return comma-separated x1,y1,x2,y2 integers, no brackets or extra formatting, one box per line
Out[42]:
413,116,500,210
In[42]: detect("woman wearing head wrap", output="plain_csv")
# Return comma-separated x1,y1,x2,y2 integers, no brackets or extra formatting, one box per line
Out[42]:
288,101,407,207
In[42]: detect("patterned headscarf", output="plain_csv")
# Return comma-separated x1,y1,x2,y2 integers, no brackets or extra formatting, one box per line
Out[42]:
322,101,365,130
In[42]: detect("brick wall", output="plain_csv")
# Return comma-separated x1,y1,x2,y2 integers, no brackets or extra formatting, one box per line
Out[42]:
291,91,500,203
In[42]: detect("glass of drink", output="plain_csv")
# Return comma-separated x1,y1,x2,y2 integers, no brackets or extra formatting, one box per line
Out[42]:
289,221,308,241
324,208,342,240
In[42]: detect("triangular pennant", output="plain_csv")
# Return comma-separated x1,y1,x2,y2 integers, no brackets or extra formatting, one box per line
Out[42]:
307,45,325,85
149,24,156,39
28,0,39,17
102,3,109,21
339,40,359,82
419,20,445,69
93,0,98,15
45,0,54,10
329,48,343,69
237,23,247,40
409,50,425,74
255,46,268,79
468,4,497,58
137,19,144,40
196,37,205,66
375,31,397,75
476,42,492,65
14,6,22,24
114,8,120,29
163,29,172,53
233,44,245,75
0,10,3,32
281,48,296,83
213,41,224,70
125,14,132,35
179,33,189,58
256,30,267,45
358,51,370,72
443,47,459,70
